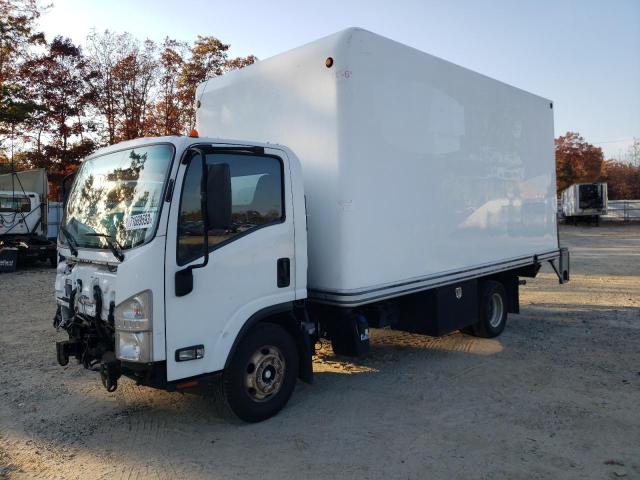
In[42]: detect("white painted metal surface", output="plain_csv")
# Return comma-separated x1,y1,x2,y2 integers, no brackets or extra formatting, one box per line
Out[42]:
0,191,41,236
163,143,302,381
196,27,559,299
0,169,49,237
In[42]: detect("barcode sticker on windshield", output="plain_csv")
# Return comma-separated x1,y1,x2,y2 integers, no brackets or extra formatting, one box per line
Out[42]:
125,213,154,231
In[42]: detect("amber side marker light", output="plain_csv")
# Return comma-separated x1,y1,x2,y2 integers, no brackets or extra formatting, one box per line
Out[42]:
176,379,199,389
188,128,199,138
325,57,334,68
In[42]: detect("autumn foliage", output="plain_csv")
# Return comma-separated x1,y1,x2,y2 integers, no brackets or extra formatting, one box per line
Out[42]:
2,1,639,203
0,0,255,198
555,132,604,192
555,132,639,200
602,161,640,200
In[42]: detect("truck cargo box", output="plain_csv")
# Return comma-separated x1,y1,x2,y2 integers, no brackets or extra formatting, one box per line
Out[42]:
560,182,607,218
196,28,559,305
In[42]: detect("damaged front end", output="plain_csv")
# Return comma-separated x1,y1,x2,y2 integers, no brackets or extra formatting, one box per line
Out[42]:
54,261,121,392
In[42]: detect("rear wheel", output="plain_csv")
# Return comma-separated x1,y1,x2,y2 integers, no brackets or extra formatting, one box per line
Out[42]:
467,280,507,338
221,323,298,422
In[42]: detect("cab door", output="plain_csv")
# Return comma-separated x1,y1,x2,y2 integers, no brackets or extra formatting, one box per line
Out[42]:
164,146,296,382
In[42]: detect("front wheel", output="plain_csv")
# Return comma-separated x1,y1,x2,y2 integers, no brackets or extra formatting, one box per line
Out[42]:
221,323,299,422
467,280,508,338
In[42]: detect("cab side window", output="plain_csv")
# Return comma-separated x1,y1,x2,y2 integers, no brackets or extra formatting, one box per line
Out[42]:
177,153,284,265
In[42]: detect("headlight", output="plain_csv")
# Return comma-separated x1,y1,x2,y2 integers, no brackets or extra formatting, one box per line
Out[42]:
115,290,152,331
116,331,152,362
115,291,152,362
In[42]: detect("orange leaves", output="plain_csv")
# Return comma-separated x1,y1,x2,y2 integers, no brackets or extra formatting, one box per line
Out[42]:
555,132,604,192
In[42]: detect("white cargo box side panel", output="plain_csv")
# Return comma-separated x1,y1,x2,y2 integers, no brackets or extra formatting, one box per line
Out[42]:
335,30,558,293
197,28,559,297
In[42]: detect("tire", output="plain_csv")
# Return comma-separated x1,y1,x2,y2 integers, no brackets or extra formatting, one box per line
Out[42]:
468,280,508,338
221,323,299,422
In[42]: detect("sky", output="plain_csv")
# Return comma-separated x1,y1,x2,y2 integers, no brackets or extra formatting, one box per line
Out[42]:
39,0,640,159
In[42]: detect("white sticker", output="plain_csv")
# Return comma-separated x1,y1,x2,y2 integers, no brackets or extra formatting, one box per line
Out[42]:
125,212,154,230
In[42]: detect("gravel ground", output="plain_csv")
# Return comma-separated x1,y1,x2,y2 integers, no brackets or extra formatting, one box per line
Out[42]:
0,224,639,479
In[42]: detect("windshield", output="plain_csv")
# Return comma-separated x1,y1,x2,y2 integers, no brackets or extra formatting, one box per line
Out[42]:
61,144,174,251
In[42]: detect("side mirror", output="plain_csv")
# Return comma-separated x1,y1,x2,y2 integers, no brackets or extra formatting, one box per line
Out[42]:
206,164,231,230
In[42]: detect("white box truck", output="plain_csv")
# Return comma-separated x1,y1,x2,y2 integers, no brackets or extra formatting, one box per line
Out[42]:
560,182,607,225
53,28,569,422
0,168,57,268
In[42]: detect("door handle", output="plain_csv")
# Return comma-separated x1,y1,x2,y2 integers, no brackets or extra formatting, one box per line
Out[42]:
277,258,290,288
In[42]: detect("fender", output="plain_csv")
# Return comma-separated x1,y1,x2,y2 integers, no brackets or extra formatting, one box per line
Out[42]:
224,301,314,384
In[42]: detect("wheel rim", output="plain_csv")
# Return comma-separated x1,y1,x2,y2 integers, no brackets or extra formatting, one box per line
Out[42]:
244,345,286,402
488,292,504,328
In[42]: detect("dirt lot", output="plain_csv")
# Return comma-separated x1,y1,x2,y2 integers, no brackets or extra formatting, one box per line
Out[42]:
1,224,639,479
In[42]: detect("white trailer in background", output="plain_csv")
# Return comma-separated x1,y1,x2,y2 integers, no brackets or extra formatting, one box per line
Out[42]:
560,182,608,225
53,28,570,422
0,169,57,269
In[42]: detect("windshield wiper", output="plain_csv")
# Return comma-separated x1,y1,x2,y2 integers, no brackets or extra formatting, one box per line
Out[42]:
85,233,125,262
59,225,79,257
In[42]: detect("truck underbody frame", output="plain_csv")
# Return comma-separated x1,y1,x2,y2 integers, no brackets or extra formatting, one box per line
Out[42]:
308,248,569,307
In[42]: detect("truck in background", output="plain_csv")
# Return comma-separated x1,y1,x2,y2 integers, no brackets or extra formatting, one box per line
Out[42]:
560,182,608,225
0,169,57,270
53,28,570,422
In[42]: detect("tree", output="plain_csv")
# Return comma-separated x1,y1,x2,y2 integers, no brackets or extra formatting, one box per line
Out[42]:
88,31,159,142
18,37,98,196
86,29,122,144
0,0,45,85
4,13,257,198
225,54,257,71
178,36,256,129
0,0,46,152
20,37,97,161
111,38,158,140
148,37,188,136
626,138,640,167
555,132,604,192
603,161,640,200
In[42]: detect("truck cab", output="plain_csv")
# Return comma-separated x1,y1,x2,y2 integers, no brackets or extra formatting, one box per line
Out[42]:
0,190,41,235
55,136,311,422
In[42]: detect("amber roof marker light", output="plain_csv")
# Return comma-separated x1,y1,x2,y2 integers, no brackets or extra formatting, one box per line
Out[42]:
188,128,199,138
325,57,334,68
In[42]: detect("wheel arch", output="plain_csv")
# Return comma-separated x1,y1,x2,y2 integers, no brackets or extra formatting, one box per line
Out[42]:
223,301,313,383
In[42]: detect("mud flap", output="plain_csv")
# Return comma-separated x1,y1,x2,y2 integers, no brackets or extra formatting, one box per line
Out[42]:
328,311,370,357
297,321,315,384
